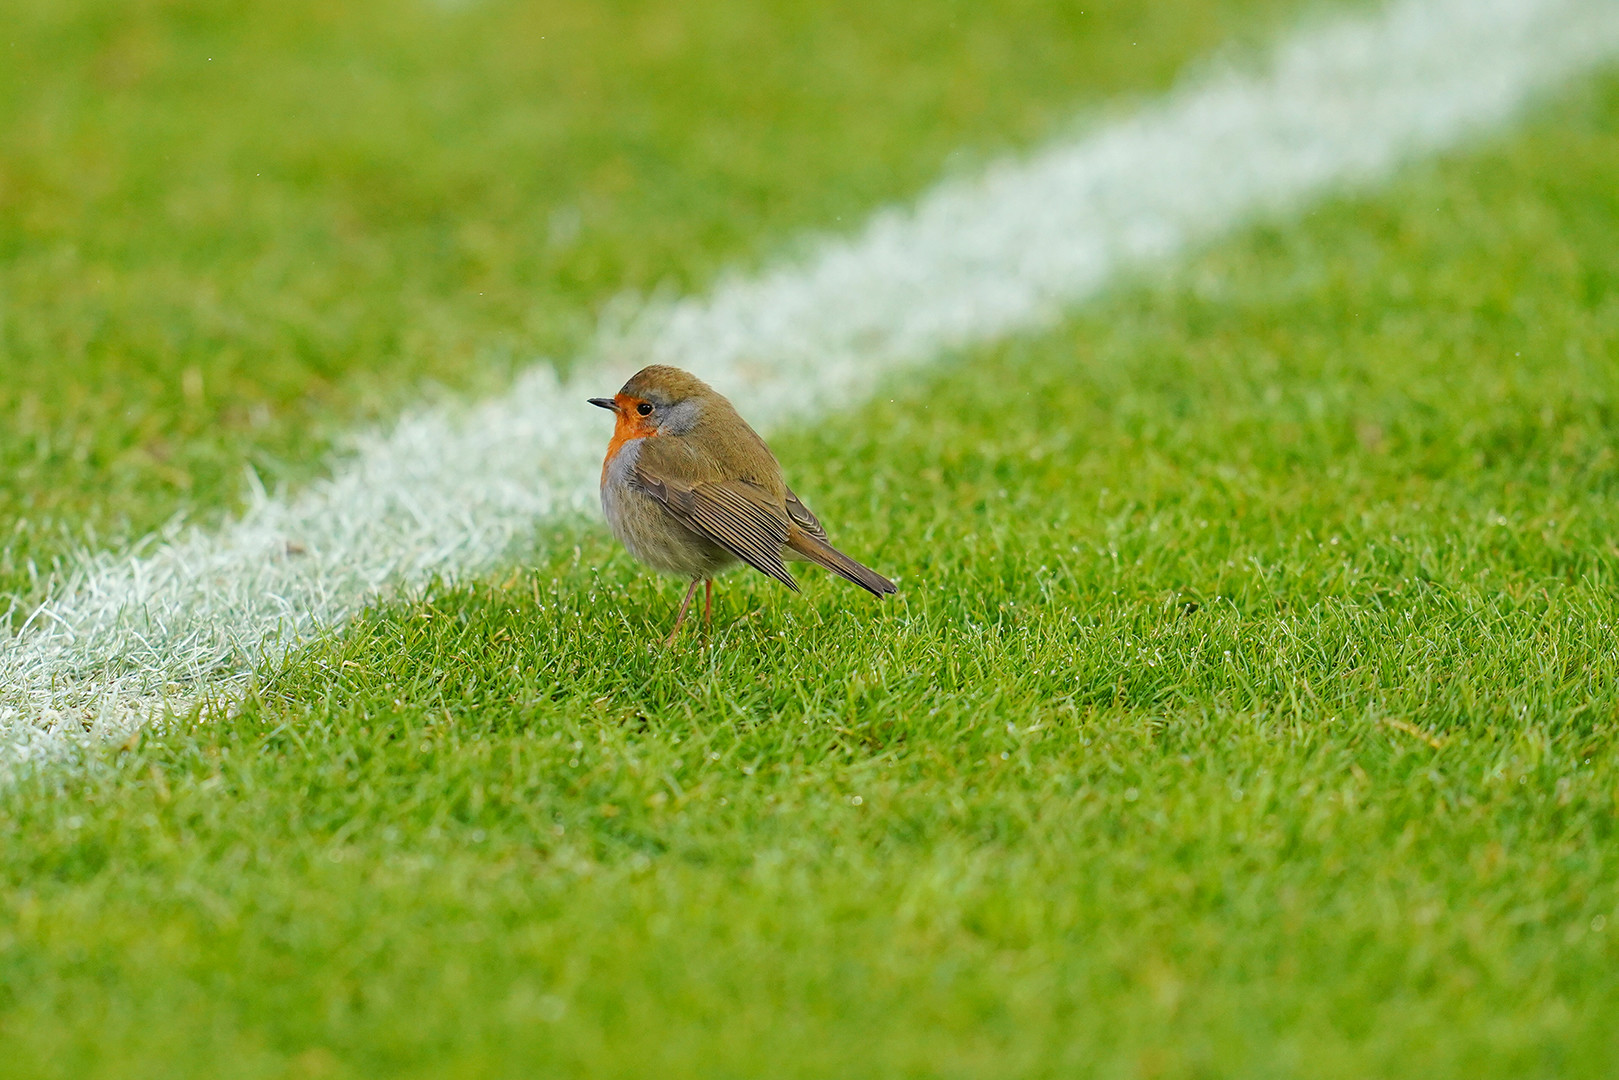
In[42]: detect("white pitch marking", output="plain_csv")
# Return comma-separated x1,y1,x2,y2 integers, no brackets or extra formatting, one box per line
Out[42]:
3,0,1618,771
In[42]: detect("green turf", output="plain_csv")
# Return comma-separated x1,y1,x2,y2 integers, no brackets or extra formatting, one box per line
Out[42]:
4,60,1618,1079
0,0,1328,610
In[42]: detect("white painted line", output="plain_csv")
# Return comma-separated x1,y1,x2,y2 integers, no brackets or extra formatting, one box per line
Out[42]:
3,0,1617,771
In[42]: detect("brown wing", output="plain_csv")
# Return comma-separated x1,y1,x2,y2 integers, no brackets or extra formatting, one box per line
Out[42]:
632,469,799,591
783,487,830,544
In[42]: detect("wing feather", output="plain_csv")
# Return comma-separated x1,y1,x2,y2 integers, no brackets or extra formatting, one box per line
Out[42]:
783,487,830,543
632,469,799,590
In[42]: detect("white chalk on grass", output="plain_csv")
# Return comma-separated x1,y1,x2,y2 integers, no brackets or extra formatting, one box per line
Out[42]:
3,0,1618,771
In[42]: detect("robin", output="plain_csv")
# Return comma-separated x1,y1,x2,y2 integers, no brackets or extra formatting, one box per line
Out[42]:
590,365,896,643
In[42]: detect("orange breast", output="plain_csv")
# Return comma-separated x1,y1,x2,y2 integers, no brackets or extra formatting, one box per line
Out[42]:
600,397,657,484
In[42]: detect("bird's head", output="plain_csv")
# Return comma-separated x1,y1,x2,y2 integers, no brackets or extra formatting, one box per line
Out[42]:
589,364,714,438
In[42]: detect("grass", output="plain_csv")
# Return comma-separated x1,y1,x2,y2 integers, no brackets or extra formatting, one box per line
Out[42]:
4,55,1619,1080
0,0,1326,608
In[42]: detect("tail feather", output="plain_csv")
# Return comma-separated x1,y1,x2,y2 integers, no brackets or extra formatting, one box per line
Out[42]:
784,527,897,597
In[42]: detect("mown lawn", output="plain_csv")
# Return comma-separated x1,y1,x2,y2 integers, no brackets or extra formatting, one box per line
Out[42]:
0,0,1321,608
3,53,1617,1080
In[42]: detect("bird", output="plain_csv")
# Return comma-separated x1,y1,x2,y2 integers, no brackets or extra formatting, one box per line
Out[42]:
589,364,896,643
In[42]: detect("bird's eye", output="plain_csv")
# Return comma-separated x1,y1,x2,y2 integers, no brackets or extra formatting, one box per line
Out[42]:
636,402,654,416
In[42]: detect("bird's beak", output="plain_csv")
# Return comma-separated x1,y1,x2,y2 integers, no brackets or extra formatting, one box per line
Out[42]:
588,397,617,412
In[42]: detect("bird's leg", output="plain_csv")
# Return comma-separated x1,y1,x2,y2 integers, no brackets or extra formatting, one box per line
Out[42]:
666,578,701,645
703,579,714,629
